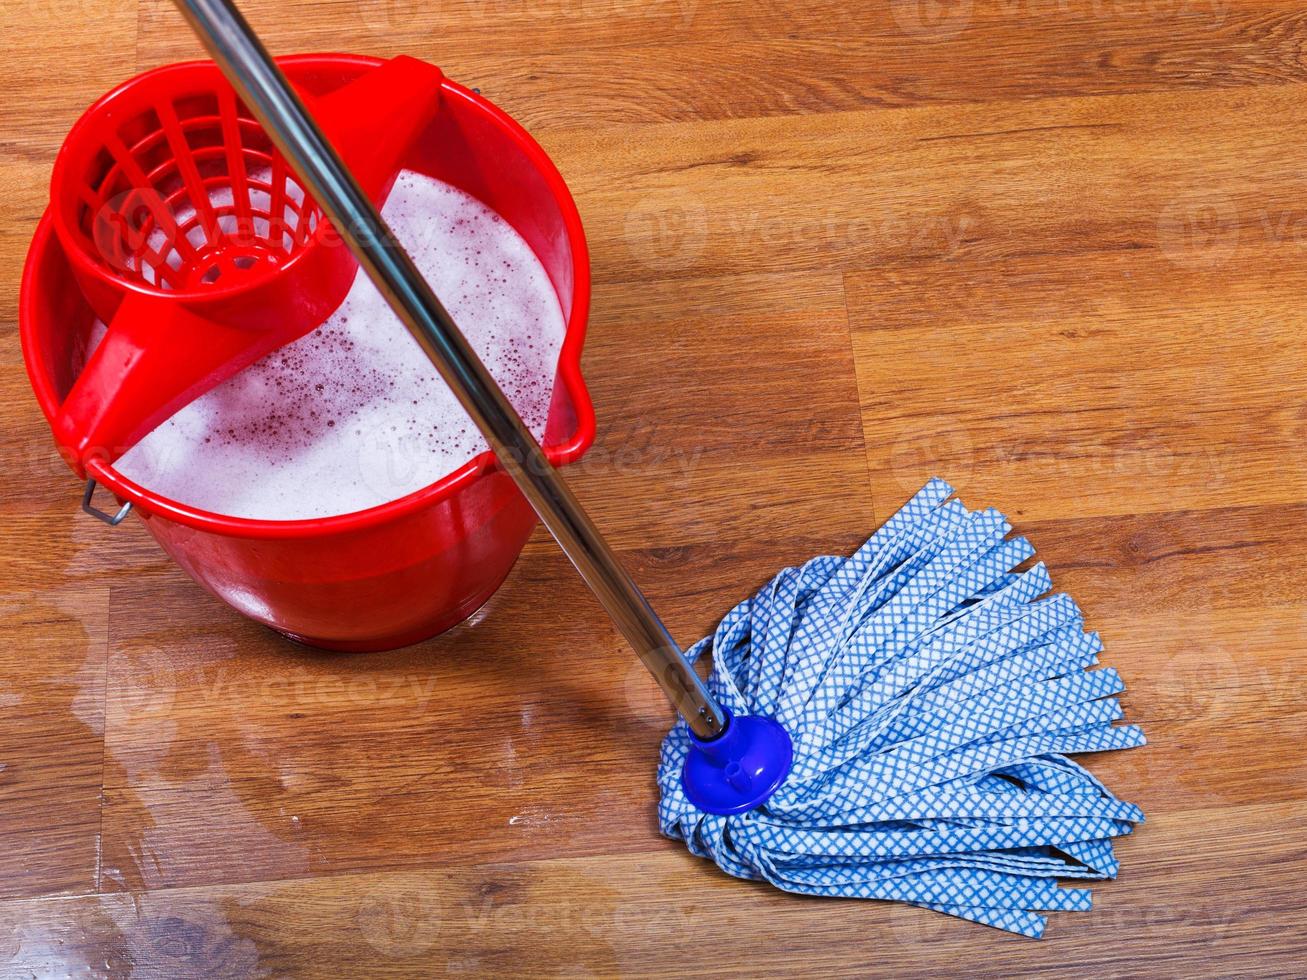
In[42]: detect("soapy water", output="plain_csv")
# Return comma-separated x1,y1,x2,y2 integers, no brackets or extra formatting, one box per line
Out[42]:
108,171,567,521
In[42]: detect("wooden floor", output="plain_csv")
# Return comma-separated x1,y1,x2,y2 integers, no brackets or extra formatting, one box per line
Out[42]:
2,0,1306,976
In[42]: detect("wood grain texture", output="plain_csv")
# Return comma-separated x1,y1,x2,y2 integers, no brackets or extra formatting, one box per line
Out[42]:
2,0,1305,976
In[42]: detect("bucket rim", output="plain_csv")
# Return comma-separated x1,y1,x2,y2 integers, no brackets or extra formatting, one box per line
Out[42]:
20,52,596,541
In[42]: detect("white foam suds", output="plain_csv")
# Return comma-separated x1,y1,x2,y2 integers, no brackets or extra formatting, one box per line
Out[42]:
113,171,566,520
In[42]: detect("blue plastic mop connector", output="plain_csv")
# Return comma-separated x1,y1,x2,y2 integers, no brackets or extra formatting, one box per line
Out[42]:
681,710,793,815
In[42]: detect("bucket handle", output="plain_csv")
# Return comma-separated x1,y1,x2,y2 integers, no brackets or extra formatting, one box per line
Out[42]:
82,478,133,526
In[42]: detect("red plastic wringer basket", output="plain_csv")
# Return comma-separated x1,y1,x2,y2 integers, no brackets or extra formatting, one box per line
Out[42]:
48,54,444,472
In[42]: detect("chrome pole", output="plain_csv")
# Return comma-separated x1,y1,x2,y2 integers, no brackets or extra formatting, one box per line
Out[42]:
171,0,727,740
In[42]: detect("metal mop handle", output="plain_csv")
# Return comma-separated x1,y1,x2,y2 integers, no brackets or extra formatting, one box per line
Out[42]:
172,0,727,741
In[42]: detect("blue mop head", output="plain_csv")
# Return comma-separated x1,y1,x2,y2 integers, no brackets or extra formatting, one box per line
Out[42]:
658,479,1145,938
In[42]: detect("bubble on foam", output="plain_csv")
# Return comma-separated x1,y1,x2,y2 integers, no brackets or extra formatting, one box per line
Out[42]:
114,171,567,521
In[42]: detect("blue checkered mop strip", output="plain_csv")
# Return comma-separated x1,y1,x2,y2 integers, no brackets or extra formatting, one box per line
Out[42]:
657,478,1145,938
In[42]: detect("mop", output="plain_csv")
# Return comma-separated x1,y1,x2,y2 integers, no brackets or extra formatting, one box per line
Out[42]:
657,478,1144,936
167,0,1142,939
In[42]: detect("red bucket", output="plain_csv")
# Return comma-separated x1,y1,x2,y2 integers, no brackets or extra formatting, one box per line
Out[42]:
20,54,595,652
